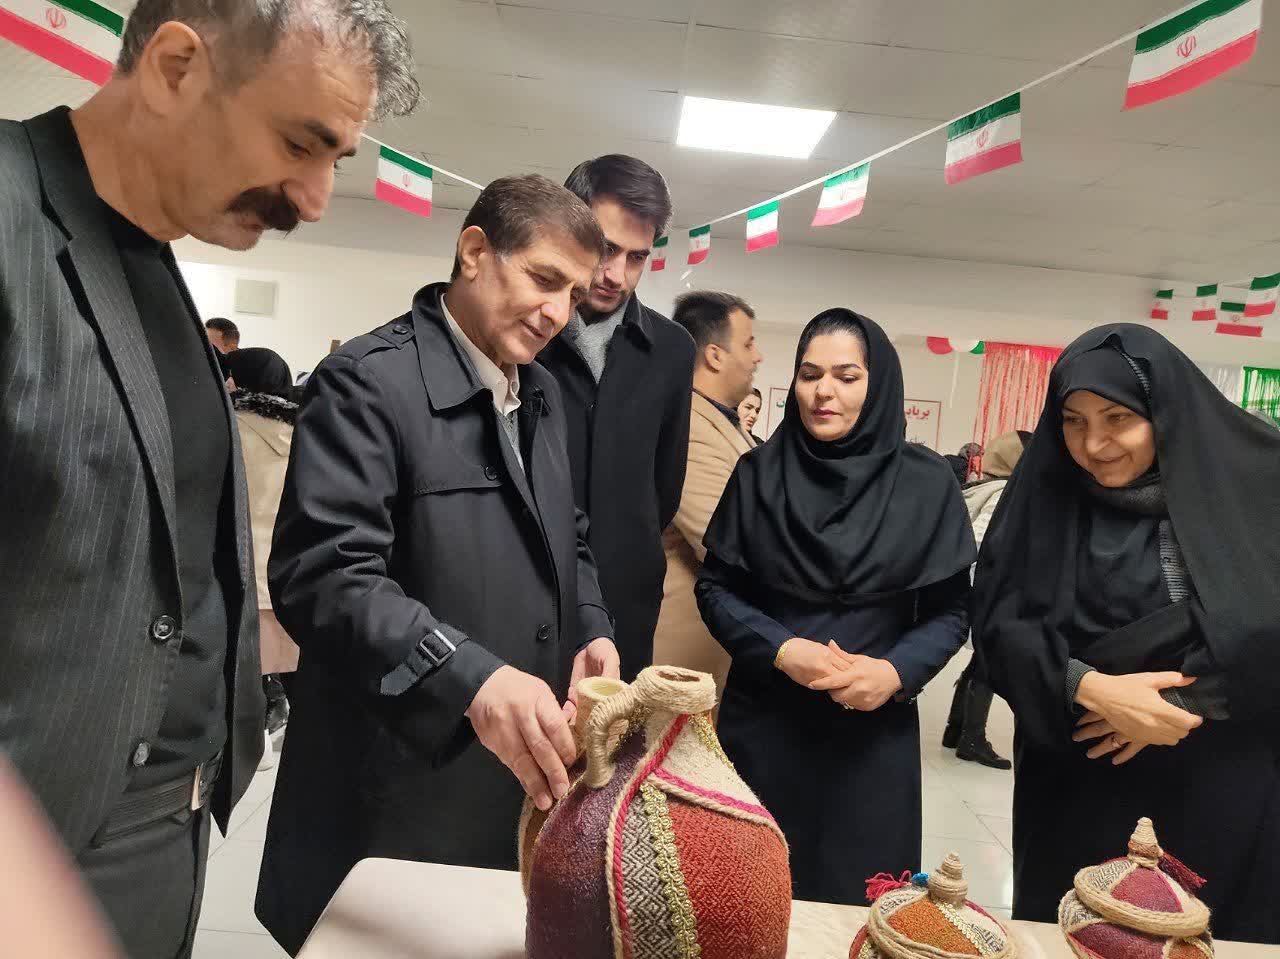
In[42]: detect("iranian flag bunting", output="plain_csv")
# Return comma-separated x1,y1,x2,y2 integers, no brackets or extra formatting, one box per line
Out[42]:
1244,271,1279,317
1216,299,1262,336
945,93,1023,185
1192,283,1218,321
650,235,668,272
927,338,985,355
1125,0,1262,109
687,225,711,265
0,0,124,86
1150,288,1174,320
745,201,780,253
375,145,433,217
812,164,869,226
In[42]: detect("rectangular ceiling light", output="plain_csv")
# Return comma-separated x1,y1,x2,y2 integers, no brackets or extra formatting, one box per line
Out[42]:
676,96,837,159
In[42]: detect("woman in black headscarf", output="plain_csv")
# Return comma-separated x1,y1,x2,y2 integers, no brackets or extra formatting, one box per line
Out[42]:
695,309,976,905
973,324,1280,943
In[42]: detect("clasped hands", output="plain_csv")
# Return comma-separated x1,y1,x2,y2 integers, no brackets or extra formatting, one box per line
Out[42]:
1071,670,1202,765
465,637,619,813
776,637,902,711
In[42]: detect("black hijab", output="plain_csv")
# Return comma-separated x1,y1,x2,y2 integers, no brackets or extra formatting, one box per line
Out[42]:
702,309,975,605
223,347,293,399
973,324,1280,749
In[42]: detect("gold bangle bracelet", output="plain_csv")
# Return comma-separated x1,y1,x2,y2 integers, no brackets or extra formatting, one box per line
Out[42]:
774,638,794,669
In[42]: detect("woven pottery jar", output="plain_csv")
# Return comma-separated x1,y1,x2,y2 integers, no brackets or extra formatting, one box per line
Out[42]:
1058,818,1214,959
850,853,1017,959
523,666,792,959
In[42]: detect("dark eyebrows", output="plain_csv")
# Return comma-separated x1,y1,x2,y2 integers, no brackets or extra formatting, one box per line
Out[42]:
1062,401,1122,416
799,361,863,373
305,121,358,159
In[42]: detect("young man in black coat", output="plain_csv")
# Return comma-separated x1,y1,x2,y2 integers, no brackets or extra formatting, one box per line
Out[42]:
539,155,697,680
257,175,621,955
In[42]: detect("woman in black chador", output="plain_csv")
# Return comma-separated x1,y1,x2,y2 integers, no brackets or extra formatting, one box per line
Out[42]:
696,308,975,905
972,323,1280,943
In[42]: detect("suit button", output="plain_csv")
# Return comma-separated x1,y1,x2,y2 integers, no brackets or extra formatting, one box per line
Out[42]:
484,466,499,481
131,741,150,767
536,624,552,643
150,615,176,643
392,324,409,334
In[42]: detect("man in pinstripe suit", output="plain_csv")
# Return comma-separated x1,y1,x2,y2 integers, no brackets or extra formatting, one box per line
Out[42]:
0,2,418,955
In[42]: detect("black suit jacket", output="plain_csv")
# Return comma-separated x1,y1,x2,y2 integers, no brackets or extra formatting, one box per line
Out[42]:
256,284,613,954
538,294,695,679
0,109,264,851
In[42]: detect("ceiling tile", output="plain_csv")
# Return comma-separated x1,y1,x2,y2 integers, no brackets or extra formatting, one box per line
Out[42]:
684,26,861,110
694,0,896,46
497,0,694,21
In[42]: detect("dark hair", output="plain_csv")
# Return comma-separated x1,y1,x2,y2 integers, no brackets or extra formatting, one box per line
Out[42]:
750,387,762,400
205,317,240,344
224,346,293,398
451,174,606,280
117,0,420,120
563,155,673,239
795,309,870,369
672,291,754,353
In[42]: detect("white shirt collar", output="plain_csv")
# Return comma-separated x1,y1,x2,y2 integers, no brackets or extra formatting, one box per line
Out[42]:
440,292,521,417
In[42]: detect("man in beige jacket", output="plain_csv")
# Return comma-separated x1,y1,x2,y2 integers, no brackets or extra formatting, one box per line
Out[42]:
656,292,763,695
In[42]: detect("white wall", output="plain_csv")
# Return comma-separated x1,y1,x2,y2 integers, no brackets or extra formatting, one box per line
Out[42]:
175,205,1280,446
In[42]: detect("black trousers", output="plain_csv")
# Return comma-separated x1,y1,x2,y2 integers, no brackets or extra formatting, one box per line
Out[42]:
78,807,211,959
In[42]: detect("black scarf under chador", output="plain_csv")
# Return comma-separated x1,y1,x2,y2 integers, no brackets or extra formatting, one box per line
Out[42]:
702,309,975,605
972,324,1280,749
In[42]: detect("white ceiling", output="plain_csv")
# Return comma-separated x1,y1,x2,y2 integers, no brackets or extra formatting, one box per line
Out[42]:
2,0,1278,283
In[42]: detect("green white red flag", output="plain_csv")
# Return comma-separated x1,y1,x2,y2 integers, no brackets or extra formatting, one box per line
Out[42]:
1125,0,1262,109
1192,283,1218,321
1216,299,1262,336
1150,289,1174,320
945,94,1022,185
1244,271,1279,317
650,235,668,272
745,201,780,253
812,165,869,226
375,145,433,218
687,225,711,265
0,0,123,86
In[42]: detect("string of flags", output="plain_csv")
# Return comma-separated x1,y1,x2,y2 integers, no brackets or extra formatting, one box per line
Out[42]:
1150,272,1280,336
655,0,1264,271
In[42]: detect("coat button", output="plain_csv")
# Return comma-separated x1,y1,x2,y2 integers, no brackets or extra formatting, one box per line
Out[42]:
536,624,552,643
131,741,150,767
392,324,409,334
150,615,176,643
484,466,499,481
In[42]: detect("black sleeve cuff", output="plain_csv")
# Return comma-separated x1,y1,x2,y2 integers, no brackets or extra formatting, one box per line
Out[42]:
577,603,615,651
384,638,506,761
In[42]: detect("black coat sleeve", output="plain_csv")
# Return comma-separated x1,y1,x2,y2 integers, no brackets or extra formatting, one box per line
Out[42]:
883,571,971,700
574,503,615,648
654,330,695,532
269,355,504,755
695,554,794,680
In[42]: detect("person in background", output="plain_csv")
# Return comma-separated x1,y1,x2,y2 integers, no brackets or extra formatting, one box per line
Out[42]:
972,325,1280,941
655,292,762,697
539,155,697,681
205,316,241,354
257,175,620,955
697,309,975,904
0,1,418,954
738,387,765,445
941,429,1032,770
224,347,301,772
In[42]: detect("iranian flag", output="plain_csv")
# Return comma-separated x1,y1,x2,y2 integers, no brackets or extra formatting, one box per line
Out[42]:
1245,271,1279,317
1216,299,1262,336
375,145,433,218
0,0,124,86
1192,283,1218,321
650,235,668,272
1150,288,1174,320
687,225,711,265
812,164,869,226
1125,0,1262,110
945,93,1023,185
745,201,780,253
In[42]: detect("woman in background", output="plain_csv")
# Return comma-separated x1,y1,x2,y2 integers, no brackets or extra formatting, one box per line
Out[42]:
697,308,975,904
224,348,301,770
737,386,765,445
973,324,1280,942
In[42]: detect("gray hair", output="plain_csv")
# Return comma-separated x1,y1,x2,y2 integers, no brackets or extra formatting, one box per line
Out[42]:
117,0,420,120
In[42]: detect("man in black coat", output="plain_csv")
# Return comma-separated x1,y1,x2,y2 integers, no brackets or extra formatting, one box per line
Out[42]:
0,4,418,956
257,175,622,955
540,155,697,680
